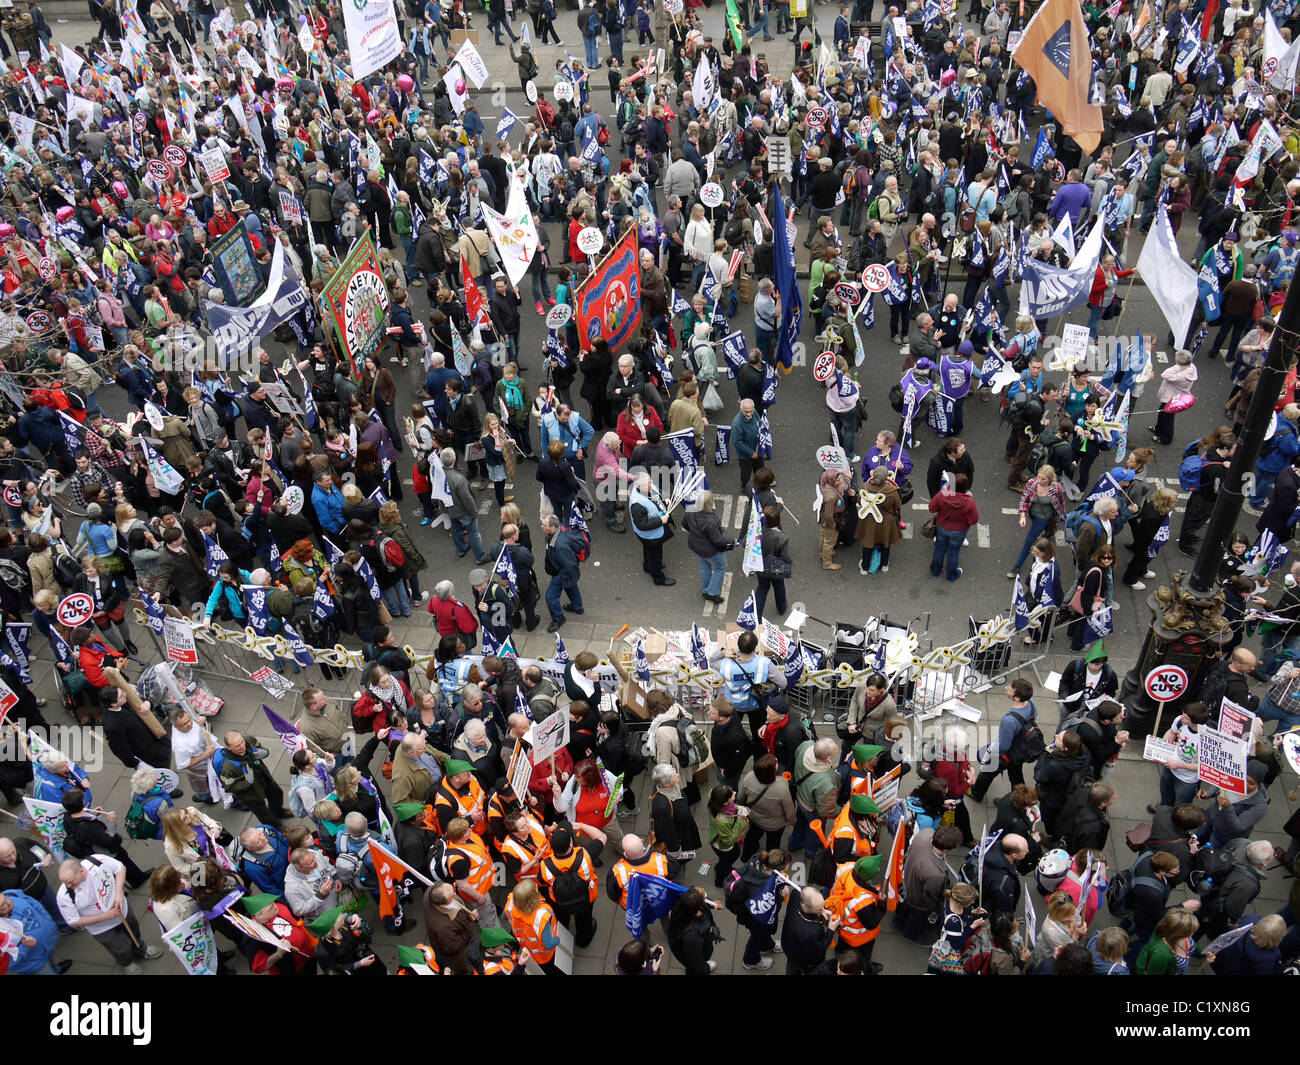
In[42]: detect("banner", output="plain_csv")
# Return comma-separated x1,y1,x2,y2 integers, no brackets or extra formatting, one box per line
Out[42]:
773,185,802,370
1135,206,1197,348
22,797,66,860
481,201,540,287
714,424,731,465
319,231,391,377
574,226,641,353
343,0,402,80
1197,725,1247,794
1018,218,1104,318
625,872,688,937
205,241,310,361
142,440,186,496
162,910,220,975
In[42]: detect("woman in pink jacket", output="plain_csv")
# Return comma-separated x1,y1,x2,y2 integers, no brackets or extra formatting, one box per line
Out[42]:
1151,349,1198,445
593,431,633,533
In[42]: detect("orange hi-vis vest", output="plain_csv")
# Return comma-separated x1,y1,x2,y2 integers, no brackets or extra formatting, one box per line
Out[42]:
847,762,873,797
397,943,442,974
504,895,559,964
446,832,495,898
483,951,520,975
828,863,881,947
610,852,670,910
500,814,550,880
831,804,877,863
436,775,487,834
540,848,599,906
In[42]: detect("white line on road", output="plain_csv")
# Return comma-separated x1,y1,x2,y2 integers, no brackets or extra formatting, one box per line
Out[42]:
977,524,991,549
478,499,492,514
719,493,733,529
732,496,748,532
718,571,733,614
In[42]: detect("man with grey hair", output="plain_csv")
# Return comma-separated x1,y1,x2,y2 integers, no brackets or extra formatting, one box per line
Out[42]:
1196,837,1275,943
1074,496,1119,569
753,277,779,363
57,856,163,973
441,448,488,564
628,470,675,587
789,736,841,856
284,847,340,922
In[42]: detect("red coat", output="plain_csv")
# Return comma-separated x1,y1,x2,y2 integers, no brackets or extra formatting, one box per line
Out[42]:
1088,266,1134,308
615,405,663,459
428,595,479,638
352,678,413,734
78,641,125,689
568,217,585,264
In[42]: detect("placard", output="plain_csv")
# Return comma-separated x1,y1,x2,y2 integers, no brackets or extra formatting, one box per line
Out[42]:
545,304,572,329
1143,664,1189,704
56,592,94,628
812,350,837,381
1058,322,1090,369
805,106,828,129
163,144,188,169
700,182,725,208
861,263,890,292
164,616,199,664
1142,735,1179,763
555,79,574,102
1217,698,1255,741
508,740,533,799
147,158,172,182
1196,725,1247,795
200,146,230,183
871,765,903,809
576,226,603,256
834,281,862,306
530,711,570,763
0,676,15,720
816,444,850,472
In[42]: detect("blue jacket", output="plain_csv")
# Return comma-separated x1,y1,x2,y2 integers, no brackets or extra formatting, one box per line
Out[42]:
32,763,91,807
541,410,595,458
1260,420,1300,474
15,406,62,455
237,824,291,896
995,700,1036,758
3,890,57,974
546,527,584,584
423,366,466,418
312,483,345,533
205,574,251,622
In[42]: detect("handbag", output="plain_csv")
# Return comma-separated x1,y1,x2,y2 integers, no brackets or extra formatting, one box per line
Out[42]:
921,517,938,539
763,556,793,580
928,934,966,975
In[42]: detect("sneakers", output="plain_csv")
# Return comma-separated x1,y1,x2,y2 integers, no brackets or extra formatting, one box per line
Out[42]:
1130,581,1147,590
123,963,143,975
858,562,869,575
1144,570,1156,579
947,568,963,581
535,301,545,315
1006,572,1016,579
141,946,163,960
880,565,889,573
743,956,774,970
707,959,717,971
547,297,557,306
416,591,431,604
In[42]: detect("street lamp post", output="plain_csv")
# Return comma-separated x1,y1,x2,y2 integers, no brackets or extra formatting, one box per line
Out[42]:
1119,277,1300,738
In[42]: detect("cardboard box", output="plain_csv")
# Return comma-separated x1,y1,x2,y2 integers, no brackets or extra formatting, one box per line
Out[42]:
620,678,652,720
449,29,479,46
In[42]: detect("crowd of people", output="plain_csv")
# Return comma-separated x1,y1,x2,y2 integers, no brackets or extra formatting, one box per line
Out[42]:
0,0,1297,979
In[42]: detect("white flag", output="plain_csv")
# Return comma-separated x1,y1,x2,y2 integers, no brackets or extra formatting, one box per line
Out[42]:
1263,10,1300,90
1136,206,1197,348
481,201,540,286
7,111,35,150
59,43,84,87
1051,212,1076,260
453,38,490,89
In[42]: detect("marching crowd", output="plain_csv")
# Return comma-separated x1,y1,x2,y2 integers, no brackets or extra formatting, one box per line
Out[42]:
0,0,1296,978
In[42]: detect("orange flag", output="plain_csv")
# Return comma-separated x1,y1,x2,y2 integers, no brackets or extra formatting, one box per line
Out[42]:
368,839,403,922
884,818,907,913
1010,0,1102,154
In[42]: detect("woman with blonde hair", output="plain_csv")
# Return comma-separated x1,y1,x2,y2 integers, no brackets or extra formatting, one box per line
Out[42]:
481,411,515,506
505,877,562,974
1027,890,1086,968
1206,914,1286,975
161,805,230,880
927,881,986,973
1122,486,1179,589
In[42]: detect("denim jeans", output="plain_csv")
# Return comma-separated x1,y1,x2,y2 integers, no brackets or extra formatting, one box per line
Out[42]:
546,575,583,619
930,526,964,579
1014,517,1049,568
584,34,600,67
1087,303,1105,337
743,924,776,965
830,410,858,457
1250,467,1279,508
608,30,623,62
755,327,776,363
1260,630,1300,675
1256,693,1300,731
1158,770,1200,809
753,9,771,36
530,270,553,305
698,552,727,595
450,515,487,562
383,580,411,617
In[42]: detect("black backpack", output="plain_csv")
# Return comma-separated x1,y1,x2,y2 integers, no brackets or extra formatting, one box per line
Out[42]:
543,854,591,917
1106,860,1166,919
1006,706,1045,764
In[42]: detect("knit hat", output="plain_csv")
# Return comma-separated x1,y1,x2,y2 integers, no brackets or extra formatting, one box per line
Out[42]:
818,155,833,168
958,340,975,355
469,568,488,586
849,793,881,816
855,855,883,880
853,744,885,765
1246,759,1269,784
444,758,475,776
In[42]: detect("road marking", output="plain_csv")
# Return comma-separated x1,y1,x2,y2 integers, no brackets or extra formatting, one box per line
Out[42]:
1155,350,1169,363
719,493,733,529
901,522,913,540
732,496,749,532
1001,507,1020,515
478,499,492,514
911,503,929,511
977,524,990,548
717,571,733,613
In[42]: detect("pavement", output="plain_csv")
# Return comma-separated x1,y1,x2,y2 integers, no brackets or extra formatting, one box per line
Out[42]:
10,10,1298,976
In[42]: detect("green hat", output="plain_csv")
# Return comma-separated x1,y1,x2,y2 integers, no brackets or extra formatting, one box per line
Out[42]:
852,744,884,765
307,905,346,937
241,893,279,916
444,759,474,776
480,927,517,948
396,944,431,967
1084,641,1108,664
855,855,884,881
394,802,427,822
849,793,881,816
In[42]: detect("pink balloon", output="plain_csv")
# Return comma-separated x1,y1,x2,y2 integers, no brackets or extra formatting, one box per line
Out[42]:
396,74,414,92
455,78,466,95
1164,392,1197,414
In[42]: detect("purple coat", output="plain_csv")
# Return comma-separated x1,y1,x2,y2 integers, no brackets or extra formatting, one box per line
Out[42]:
361,418,399,464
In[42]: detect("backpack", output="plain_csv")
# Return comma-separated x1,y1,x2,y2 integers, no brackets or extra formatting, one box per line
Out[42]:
586,10,601,36
959,202,977,233
523,53,540,79
568,526,591,564
125,793,163,840
543,855,591,917
368,532,406,574
1178,440,1205,491
723,868,754,915
597,119,610,146
867,198,882,221
53,548,82,589
1105,860,1165,919
0,557,28,594
843,167,858,196
1198,658,1232,713
1006,706,1045,764
1026,436,1051,475
672,713,710,768
1063,508,1102,546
